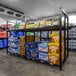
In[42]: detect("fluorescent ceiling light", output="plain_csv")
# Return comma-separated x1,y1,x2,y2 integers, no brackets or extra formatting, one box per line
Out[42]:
9,20,16,23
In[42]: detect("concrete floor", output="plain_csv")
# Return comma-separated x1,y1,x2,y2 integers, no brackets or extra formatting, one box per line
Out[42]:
0,50,76,76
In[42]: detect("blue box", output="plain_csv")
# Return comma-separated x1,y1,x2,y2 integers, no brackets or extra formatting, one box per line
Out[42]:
17,32,24,37
26,49,32,59
10,31,16,36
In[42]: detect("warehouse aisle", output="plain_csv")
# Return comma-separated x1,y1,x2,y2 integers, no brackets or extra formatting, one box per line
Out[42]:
0,50,76,76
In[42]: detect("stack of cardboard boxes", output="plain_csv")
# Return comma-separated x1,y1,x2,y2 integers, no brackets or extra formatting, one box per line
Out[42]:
20,36,25,56
48,31,64,65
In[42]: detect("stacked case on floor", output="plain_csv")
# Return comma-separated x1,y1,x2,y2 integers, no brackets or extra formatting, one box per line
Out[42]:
8,31,25,55
20,36,25,56
38,42,48,62
26,42,40,60
48,31,64,65
8,33,20,54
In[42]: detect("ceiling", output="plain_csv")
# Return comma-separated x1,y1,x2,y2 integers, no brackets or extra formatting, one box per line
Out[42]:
0,0,76,19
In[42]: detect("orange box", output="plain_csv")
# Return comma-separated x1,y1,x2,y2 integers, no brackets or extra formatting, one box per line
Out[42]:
48,53,59,65
20,36,25,48
20,36,25,42
26,36,34,42
20,36,25,39
48,53,64,65
52,34,59,43
52,31,63,43
20,49,25,56
48,43,59,54
20,46,25,49
20,51,25,56
48,42,64,54
20,42,25,46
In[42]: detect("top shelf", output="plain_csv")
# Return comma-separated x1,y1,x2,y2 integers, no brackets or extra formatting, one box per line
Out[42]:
8,25,66,32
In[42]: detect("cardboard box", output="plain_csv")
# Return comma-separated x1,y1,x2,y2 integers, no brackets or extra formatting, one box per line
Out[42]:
48,53,64,65
26,36,34,42
52,31,63,43
39,52,48,61
48,53,59,65
20,49,25,56
48,43,59,54
48,43,64,54
38,42,48,52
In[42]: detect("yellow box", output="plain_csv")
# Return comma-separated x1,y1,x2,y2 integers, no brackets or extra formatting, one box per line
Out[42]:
48,53,59,65
48,43,59,54
51,31,63,43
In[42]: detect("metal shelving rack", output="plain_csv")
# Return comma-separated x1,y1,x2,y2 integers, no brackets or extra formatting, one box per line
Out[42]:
6,8,69,70
24,9,69,70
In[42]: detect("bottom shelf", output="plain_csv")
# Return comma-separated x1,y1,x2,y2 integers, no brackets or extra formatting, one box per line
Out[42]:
8,51,67,70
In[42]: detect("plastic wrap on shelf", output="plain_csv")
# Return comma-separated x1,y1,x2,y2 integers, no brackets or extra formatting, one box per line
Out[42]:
8,35,20,54
41,31,48,38
8,31,25,54
26,42,39,60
